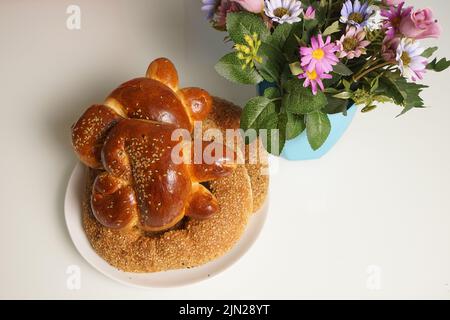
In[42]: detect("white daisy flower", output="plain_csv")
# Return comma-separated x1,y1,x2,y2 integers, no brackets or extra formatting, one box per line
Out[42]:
264,0,303,25
396,39,428,82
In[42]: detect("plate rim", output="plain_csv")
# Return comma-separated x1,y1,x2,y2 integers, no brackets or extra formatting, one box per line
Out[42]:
64,162,269,288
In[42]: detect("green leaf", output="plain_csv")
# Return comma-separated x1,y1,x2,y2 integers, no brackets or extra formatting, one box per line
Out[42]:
285,112,305,140
282,23,304,59
435,58,450,72
376,71,428,115
256,42,284,83
270,23,293,49
427,57,450,72
333,91,352,99
294,34,304,46
377,72,407,105
324,87,340,94
396,105,414,117
306,111,331,150
226,12,269,45
422,47,438,58
282,79,327,115
289,61,303,76
263,113,287,156
215,53,263,85
323,95,349,115
303,19,319,32
370,76,380,93
361,105,377,113
323,21,340,36
342,79,352,91
323,73,342,88
263,87,281,100
275,113,287,155
256,112,287,156
333,62,353,76
259,112,278,130
373,95,392,104
240,96,276,131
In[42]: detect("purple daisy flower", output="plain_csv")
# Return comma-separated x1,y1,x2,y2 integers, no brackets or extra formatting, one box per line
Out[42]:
202,0,220,21
381,2,412,39
340,0,374,28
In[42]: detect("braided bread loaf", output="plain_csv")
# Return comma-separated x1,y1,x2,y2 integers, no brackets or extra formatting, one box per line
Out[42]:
72,58,237,232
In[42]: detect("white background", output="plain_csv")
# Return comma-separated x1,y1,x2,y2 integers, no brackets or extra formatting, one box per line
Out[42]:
0,0,449,299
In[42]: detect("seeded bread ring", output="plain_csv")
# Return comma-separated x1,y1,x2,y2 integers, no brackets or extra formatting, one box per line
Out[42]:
82,161,253,273
82,97,266,273
204,97,269,213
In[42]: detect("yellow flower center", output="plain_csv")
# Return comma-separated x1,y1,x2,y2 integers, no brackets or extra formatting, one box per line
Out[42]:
274,7,289,18
312,49,325,60
343,37,358,51
401,51,411,66
306,70,318,80
348,12,364,24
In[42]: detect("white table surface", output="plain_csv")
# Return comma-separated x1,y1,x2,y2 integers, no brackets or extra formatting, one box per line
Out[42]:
1,0,449,299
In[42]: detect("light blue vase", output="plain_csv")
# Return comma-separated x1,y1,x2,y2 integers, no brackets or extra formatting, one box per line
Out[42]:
257,82,357,161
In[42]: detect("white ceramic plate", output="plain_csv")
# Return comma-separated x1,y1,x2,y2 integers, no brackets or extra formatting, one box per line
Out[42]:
65,162,269,288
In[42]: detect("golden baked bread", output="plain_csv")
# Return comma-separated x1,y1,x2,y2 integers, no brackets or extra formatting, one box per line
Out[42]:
72,58,212,169
91,118,237,232
205,97,269,212
72,58,237,232
83,163,253,273
71,58,268,273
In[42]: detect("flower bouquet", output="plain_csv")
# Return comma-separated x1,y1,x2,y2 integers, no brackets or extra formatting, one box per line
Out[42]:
202,0,449,155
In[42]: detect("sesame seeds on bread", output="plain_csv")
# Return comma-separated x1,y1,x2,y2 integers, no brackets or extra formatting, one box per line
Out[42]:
81,96,268,273
83,163,253,273
205,97,269,213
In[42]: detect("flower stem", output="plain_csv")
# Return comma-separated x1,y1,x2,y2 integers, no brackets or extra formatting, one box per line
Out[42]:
353,61,395,82
324,0,333,26
327,0,333,18
357,56,378,73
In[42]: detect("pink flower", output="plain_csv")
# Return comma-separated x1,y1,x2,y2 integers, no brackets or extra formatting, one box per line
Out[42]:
381,36,401,61
383,0,402,6
381,2,412,39
300,34,339,74
304,6,316,20
232,0,264,13
336,26,371,60
399,8,441,40
299,69,332,95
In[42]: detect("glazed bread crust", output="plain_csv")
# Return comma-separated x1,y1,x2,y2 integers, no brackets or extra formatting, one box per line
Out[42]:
82,100,256,273
72,59,233,232
91,118,236,232
72,58,212,168
83,163,253,273
205,97,269,212
71,105,123,169
73,59,268,272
